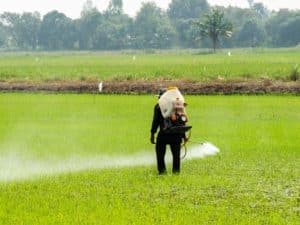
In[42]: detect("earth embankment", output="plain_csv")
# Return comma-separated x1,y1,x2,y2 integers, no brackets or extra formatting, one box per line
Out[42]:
0,79,299,94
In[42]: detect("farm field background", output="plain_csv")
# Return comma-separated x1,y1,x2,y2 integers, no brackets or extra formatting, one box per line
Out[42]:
0,48,299,81
0,94,299,225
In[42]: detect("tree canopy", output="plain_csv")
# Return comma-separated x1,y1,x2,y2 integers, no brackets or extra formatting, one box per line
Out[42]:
196,9,233,52
0,0,299,50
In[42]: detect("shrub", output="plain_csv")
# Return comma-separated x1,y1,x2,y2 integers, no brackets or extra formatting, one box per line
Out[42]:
290,64,299,81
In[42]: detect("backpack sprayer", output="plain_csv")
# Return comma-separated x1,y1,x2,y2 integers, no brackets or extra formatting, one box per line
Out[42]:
158,87,220,159
158,87,192,158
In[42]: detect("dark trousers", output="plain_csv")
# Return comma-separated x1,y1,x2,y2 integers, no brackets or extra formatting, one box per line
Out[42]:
155,139,181,174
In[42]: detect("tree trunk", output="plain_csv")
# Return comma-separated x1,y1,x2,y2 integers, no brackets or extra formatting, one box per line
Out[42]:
213,37,217,53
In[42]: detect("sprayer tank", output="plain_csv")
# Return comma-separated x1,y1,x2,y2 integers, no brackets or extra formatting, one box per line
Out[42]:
158,87,185,118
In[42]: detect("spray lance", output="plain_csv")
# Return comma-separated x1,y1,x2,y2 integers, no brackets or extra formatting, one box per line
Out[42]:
180,129,220,159
180,127,220,159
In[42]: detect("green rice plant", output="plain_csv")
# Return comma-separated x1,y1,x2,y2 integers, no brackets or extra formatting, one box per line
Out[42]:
0,48,299,81
0,94,299,225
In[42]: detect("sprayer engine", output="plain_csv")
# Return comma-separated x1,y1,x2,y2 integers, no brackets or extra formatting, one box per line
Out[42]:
171,111,187,124
164,111,191,133
163,99,191,133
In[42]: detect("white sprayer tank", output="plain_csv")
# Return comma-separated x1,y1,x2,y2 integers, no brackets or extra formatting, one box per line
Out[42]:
158,87,185,118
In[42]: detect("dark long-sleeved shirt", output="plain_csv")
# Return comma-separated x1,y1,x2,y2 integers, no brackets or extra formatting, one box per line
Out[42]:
151,104,165,134
151,104,184,143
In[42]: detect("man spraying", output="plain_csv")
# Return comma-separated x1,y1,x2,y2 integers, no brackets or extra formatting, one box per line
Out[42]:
150,87,192,175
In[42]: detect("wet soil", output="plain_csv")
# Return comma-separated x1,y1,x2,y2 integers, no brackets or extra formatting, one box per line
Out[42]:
0,79,299,95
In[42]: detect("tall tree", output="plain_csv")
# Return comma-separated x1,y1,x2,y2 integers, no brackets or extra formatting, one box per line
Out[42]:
95,13,133,49
277,16,300,47
107,0,123,15
134,2,176,49
221,5,268,47
17,12,41,49
196,9,233,52
168,0,209,47
168,0,209,20
81,0,97,17
236,19,266,47
0,12,41,49
78,1,102,49
252,3,269,18
39,11,76,49
95,0,132,50
0,12,19,48
0,24,7,47
266,9,300,47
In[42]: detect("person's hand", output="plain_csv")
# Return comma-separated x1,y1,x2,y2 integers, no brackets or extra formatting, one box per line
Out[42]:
150,133,156,144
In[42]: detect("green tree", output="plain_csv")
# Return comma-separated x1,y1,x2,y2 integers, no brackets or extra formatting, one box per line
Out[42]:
252,3,269,18
81,0,97,17
0,12,41,49
196,9,233,52
221,5,268,47
277,16,300,47
95,13,133,49
39,11,76,49
266,9,300,47
107,0,123,15
0,12,18,48
0,25,7,47
236,19,266,47
168,0,209,20
78,1,102,49
134,3,176,49
168,0,209,47
17,12,41,49
92,0,132,50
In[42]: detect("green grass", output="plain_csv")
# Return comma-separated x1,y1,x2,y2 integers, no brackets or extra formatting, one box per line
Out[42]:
0,48,299,81
0,94,299,224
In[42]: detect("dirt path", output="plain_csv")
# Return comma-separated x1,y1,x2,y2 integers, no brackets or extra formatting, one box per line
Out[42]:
0,79,299,94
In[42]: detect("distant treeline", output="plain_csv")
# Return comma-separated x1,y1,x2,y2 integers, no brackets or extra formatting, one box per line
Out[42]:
0,0,299,50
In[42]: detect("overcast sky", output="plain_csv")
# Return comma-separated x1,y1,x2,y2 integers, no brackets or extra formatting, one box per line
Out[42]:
0,0,299,18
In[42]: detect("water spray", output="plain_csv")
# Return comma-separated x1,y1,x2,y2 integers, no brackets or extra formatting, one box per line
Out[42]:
181,130,220,159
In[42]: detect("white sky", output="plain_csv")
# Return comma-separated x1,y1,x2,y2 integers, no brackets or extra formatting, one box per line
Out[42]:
0,0,299,18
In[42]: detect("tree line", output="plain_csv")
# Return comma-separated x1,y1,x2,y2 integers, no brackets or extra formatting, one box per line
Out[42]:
0,0,299,51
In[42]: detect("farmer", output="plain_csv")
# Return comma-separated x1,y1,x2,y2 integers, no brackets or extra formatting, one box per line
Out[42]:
150,88,186,175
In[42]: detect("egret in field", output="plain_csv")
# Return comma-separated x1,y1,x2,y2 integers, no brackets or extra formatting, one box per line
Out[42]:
98,82,103,92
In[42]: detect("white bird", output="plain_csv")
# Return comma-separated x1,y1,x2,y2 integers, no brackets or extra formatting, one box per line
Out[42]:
98,82,103,92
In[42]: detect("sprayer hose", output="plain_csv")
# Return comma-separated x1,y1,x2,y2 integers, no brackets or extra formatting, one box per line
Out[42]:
181,129,192,159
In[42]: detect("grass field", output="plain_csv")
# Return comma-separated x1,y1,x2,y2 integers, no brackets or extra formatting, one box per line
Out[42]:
0,48,299,81
0,94,299,225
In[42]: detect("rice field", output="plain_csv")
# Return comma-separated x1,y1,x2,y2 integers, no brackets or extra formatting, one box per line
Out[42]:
0,94,299,225
0,48,299,81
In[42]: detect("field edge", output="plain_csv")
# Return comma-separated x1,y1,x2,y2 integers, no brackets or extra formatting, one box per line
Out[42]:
0,79,299,94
